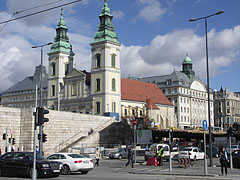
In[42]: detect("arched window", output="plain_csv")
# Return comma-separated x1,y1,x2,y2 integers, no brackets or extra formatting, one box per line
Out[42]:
51,63,56,76
111,54,116,68
96,54,101,68
112,78,116,91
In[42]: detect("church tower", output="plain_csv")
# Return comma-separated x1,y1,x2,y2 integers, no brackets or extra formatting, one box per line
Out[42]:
181,55,195,81
90,0,121,116
48,9,74,109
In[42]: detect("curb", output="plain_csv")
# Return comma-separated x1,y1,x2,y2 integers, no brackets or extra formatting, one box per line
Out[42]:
129,171,216,177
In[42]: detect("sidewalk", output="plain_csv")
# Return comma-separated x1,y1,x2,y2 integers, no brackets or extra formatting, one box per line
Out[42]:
128,157,240,179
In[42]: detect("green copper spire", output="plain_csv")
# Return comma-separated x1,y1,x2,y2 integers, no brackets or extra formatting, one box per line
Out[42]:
181,54,195,81
93,0,120,44
50,8,74,55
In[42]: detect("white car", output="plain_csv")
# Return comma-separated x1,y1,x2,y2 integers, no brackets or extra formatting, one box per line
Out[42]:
178,147,205,161
47,153,93,175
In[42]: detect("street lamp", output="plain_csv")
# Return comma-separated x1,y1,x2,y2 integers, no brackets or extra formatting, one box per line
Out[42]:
32,42,52,156
189,10,224,167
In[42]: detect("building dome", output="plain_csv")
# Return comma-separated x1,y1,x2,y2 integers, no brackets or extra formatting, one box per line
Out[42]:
183,55,192,64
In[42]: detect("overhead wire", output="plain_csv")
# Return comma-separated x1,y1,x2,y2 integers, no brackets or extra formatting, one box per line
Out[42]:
0,0,82,25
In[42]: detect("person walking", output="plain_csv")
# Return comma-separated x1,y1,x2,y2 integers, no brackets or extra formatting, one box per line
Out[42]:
125,146,134,168
95,147,100,166
219,146,229,176
157,146,164,166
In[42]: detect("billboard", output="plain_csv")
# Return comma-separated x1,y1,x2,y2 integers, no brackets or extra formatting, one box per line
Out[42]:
137,130,152,144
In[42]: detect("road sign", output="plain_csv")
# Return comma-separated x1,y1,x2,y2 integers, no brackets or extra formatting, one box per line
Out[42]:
132,119,137,126
203,120,207,131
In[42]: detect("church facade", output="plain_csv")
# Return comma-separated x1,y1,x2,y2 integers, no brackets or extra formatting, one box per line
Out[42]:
1,1,175,129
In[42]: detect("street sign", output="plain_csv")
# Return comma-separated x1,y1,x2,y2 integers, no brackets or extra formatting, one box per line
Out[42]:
132,119,137,126
203,120,207,131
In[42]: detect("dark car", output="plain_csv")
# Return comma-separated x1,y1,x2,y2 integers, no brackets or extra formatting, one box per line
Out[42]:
108,148,128,159
0,152,62,178
206,146,219,158
231,150,240,168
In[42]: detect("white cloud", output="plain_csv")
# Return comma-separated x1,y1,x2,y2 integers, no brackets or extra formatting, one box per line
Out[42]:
112,10,125,19
136,0,166,23
121,26,240,81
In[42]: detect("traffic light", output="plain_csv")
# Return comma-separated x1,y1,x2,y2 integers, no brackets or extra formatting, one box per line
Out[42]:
42,134,47,143
37,107,49,126
2,133,6,140
12,138,15,145
8,138,11,143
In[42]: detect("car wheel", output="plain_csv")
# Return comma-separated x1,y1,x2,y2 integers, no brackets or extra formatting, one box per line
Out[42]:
81,171,88,174
29,168,38,178
194,156,197,161
119,155,122,160
61,165,71,175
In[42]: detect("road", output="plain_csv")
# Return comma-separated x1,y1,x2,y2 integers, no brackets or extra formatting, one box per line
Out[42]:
1,156,240,180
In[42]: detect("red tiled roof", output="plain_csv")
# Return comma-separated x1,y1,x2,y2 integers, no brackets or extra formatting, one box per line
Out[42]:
146,98,159,109
121,78,172,106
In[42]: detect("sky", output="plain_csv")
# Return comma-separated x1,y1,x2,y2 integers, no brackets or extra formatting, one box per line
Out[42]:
0,0,239,93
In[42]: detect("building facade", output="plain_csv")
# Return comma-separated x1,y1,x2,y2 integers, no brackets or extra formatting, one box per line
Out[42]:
214,87,240,129
0,1,175,129
138,56,214,129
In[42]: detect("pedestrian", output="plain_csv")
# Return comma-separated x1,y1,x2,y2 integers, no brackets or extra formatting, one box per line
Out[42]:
219,146,229,176
145,145,149,151
95,147,100,166
125,146,134,168
157,146,164,166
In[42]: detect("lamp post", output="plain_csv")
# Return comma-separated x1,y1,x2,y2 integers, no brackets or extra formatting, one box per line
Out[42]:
189,10,224,167
32,42,52,156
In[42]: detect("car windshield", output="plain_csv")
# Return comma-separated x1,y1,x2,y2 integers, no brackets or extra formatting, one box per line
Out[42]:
67,154,85,158
25,152,46,161
182,148,192,152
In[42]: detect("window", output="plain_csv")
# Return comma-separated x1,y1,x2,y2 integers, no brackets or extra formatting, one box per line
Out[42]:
124,109,127,116
65,63,69,75
112,102,116,113
140,110,143,116
72,83,77,96
96,54,101,68
162,89,165,94
227,109,230,114
112,78,116,91
168,89,171,94
51,85,55,96
167,79,172,85
111,54,116,68
51,63,56,76
96,102,100,114
96,79,100,92
132,109,135,116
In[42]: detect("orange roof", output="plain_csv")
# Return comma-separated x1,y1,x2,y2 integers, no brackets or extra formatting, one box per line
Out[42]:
121,78,172,106
146,98,159,109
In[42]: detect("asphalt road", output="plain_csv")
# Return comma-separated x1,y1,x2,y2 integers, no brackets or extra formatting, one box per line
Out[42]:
1,157,240,180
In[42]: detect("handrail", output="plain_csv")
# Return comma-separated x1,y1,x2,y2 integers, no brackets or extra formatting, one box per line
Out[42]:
53,117,115,152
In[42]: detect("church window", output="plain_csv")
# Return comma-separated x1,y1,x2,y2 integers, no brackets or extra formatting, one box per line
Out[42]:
51,85,55,96
112,102,116,113
140,110,143,116
65,63,69,75
72,83,77,96
96,78,101,91
111,54,116,68
132,109,135,116
96,54,101,68
112,78,116,91
96,102,100,114
51,63,56,76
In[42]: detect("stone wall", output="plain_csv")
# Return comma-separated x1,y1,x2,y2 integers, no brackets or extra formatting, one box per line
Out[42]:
0,107,114,156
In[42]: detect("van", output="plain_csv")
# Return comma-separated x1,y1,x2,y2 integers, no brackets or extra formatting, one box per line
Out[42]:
145,143,170,161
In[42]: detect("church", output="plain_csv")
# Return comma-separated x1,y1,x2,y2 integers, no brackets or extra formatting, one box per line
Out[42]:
1,1,176,129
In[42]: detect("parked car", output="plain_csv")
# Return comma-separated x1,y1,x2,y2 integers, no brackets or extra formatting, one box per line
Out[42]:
206,145,220,158
0,152,62,178
145,143,170,161
178,147,205,161
47,153,93,175
230,149,240,168
108,148,128,159
226,145,240,153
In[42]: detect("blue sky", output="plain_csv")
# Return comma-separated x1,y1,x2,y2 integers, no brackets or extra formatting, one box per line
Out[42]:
0,0,239,93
